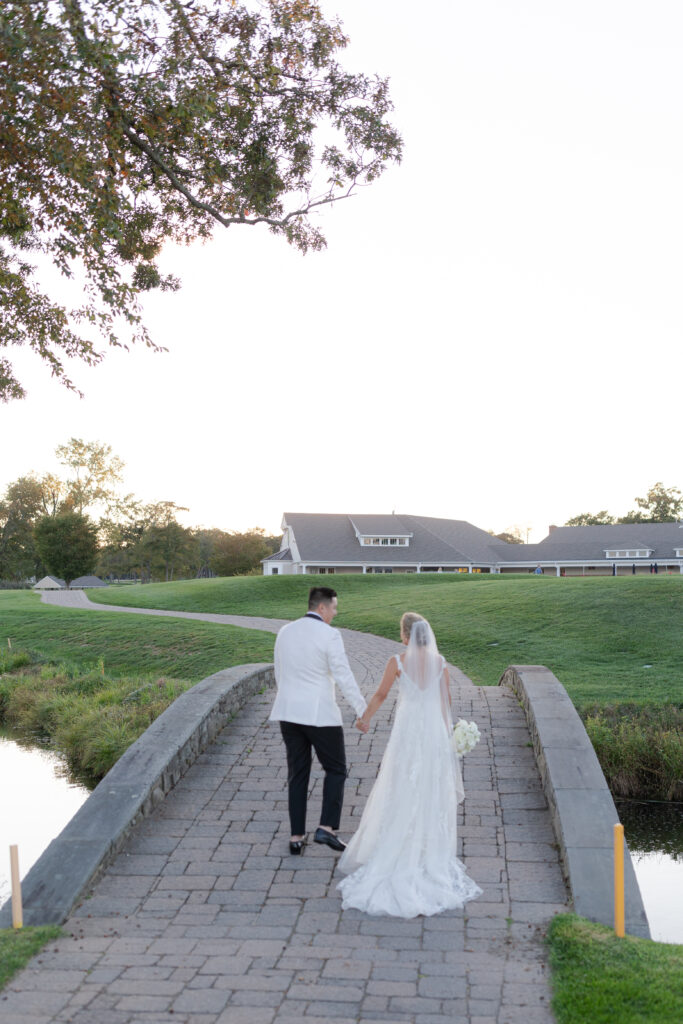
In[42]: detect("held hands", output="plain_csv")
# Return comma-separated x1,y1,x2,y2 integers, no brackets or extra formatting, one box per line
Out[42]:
355,717,370,734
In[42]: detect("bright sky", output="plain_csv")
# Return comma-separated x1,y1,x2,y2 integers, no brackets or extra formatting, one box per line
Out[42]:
2,0,682,542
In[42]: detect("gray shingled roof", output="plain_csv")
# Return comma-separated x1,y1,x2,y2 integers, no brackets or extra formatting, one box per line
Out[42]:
348,515,413,536
281,513,507,565
272,515,683,568
262,547,292,562
70,575,107,587
497,522,683,562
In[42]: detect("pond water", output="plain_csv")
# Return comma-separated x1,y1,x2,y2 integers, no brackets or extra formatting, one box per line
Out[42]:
616,798,683,944
0,734,88,909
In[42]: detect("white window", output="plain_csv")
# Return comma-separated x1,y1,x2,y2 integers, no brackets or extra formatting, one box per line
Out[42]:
606,548,649,559
360,535,410,546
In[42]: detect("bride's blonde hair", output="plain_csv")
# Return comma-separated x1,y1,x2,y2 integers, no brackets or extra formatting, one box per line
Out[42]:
400,611,425,642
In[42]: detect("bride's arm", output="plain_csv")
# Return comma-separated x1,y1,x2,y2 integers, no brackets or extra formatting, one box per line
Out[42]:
357,657,400,729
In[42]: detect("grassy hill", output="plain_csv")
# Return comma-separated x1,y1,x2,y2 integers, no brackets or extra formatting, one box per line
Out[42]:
0,590,275,680
89,573,683,707
0,591,276,787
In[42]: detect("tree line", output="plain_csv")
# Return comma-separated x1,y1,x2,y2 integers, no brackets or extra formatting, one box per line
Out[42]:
0,439,281,586
564,483,683,526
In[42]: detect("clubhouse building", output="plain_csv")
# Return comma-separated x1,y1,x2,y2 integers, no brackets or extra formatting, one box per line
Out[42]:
262,513,683,577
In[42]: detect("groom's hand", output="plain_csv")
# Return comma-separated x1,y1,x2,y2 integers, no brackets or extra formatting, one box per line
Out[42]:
355,718,369,733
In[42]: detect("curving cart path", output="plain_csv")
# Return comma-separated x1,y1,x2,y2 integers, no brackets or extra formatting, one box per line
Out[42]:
0,591,570,1024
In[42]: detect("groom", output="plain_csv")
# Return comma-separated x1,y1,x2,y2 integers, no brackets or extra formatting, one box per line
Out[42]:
270,586,368,854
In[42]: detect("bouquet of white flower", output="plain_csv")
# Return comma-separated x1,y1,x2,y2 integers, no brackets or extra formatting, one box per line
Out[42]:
451,718,481,756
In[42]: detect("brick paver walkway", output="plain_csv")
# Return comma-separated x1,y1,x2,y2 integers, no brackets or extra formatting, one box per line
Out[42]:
0,595,570,1023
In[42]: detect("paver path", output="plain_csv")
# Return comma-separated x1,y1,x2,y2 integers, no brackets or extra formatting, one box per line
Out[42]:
0,593,570,1023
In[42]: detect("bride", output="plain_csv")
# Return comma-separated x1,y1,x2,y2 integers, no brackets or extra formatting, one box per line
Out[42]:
337,612,481,918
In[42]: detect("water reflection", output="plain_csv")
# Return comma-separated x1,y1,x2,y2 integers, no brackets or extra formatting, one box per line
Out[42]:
0,734,88,908
617,799,683,944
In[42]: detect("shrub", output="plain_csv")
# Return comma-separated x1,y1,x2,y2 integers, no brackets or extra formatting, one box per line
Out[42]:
581,704,683,801
0,652,193,785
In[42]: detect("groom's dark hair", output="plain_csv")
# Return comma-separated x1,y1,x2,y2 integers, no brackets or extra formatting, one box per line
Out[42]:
308,586,337,609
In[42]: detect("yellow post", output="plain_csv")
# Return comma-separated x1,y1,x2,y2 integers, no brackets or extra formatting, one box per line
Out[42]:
7,637,11,649
614,823,625,937
10,845,23,929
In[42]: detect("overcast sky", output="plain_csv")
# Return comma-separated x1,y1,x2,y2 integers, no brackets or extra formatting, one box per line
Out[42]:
2,0,682,542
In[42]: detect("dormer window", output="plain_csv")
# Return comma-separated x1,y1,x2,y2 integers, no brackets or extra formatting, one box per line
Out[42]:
361,536,409,546
604,548,651,559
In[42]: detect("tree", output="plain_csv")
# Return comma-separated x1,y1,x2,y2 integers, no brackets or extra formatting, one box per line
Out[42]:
33,510,98,585
55,438,125,513
489,527,524,544
189,527,225,578
618,482,683,524
0,472,71,579
565,511,616,527
211,528,271,576
0,475,45,579
0,0,402,400
136,501,194,581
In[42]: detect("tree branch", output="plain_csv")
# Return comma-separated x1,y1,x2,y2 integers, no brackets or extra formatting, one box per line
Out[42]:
119,117,355,229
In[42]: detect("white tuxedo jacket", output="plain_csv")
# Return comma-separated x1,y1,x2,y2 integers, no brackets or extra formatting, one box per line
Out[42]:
269,614,367,727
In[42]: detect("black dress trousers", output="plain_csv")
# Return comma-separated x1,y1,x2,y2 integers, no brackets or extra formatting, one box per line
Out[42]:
280,721,347,835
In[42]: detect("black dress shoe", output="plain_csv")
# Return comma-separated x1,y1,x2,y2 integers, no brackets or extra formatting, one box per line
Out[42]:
314,828,346,852
289,838,306,855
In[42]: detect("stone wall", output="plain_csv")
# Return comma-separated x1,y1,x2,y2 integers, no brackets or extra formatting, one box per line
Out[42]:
0,664,275,928
499,664,650,938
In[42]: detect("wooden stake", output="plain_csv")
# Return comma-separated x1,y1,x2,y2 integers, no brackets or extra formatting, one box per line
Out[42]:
10,845,22,929
614,824,625,937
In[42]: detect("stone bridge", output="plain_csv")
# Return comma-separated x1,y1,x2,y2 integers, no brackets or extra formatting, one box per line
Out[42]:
0,592,648,1024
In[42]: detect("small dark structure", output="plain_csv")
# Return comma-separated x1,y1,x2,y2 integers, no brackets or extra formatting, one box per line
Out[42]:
69,575,108,589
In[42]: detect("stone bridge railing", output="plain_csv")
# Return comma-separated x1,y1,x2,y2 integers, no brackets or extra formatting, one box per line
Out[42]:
499,665,649,938
0,664,274,928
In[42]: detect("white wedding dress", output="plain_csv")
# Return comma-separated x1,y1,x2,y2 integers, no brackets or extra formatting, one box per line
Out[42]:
337,624,481,918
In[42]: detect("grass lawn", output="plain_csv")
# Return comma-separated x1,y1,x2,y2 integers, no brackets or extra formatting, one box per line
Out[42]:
0,929,62,991
1,590,274,680
0,926,62,993
548,914,683,1024
0,591,275,783
89,574,683,706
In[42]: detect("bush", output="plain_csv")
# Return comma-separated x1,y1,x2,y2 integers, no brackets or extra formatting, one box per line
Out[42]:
0,652,194,786
581,704,683,801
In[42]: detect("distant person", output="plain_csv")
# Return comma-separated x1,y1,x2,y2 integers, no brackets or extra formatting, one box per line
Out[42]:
270,586,367,855
534,565,543,575
632,563,636,575
654,562,659,574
